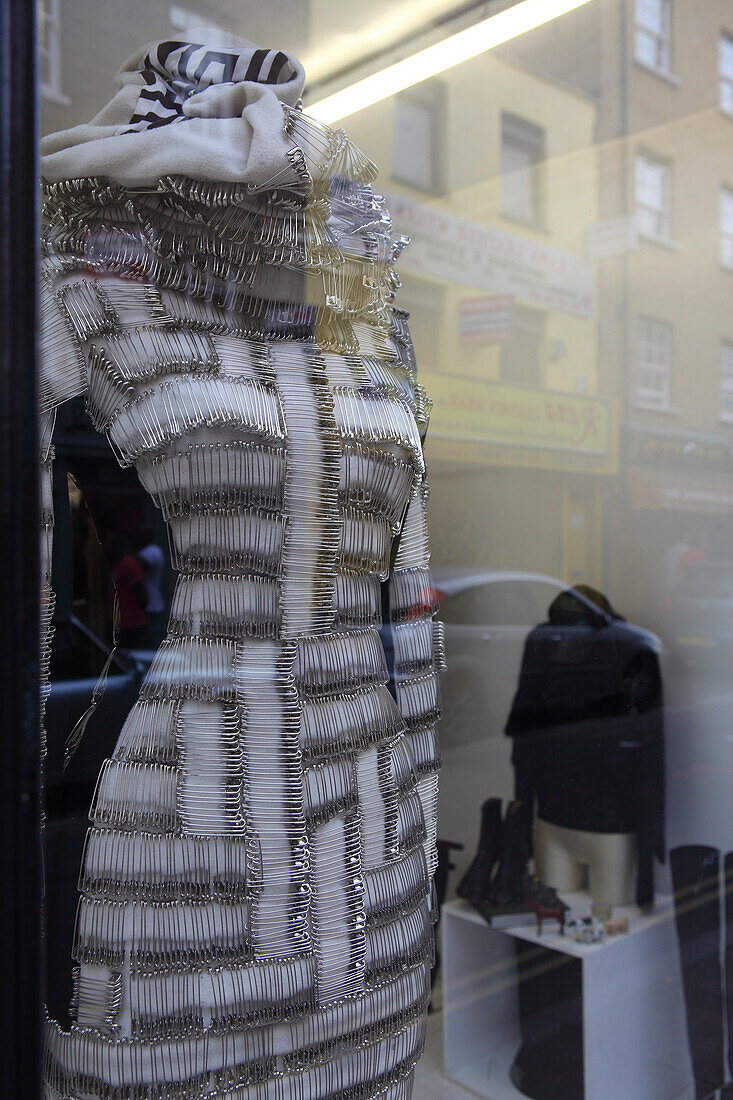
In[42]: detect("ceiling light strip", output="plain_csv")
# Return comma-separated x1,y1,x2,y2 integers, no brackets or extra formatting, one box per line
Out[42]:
307,0,594,122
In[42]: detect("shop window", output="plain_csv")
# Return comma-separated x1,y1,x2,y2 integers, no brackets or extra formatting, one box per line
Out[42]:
392,85,444,193
720,33,733,113
636,316,673,409
501,113,545,229
500,305,545,386
635,153,671,240
720,341,733,422
39,0,65,103
634,0,672,73
720,187,733,269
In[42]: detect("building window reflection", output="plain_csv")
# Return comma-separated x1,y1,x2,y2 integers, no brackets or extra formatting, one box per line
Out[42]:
720,187,733,269
39,0,66,104
720,32,733,114
501,112,545,230
720,342,733,422
169,7,225,34
636,317,673,409
392,85,444,194
634,0,672,74
635,153,672,240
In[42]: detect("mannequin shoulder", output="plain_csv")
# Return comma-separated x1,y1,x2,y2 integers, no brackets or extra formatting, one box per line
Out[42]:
38,261,90,413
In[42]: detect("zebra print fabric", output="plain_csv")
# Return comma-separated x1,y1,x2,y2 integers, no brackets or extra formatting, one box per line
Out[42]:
125,40,298,133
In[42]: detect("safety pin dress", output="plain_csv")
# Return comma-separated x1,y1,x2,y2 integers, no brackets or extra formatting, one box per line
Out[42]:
39,40,442,1100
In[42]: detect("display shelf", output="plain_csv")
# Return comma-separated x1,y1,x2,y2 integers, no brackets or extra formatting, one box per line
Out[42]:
442,895,694,1100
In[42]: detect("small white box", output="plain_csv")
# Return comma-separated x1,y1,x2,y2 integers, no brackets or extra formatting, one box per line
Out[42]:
441,895,694,1100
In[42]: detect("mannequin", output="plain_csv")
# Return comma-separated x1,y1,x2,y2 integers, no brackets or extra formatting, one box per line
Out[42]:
534,819,637,920
508,639,664,915
40,34,441,1100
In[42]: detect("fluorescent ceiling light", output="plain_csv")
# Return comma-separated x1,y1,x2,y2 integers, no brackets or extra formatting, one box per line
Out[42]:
307,0,594,123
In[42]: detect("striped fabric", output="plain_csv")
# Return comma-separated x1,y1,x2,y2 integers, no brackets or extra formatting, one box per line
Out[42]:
125,40,298,132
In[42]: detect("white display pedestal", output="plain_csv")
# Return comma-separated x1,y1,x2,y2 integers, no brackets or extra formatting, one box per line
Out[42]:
442,895,694,1100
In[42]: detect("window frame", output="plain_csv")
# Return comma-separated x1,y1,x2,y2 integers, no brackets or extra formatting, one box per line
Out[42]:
169,5,226,35
720,187,733,270
720,32,733,114
635,151,672,242
39,0,67,104
634,0,673,76
391,83,446,195
636,316,673,410
500,111,546,231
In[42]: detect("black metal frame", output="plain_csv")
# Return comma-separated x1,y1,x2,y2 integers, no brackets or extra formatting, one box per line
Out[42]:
0,0,42,1094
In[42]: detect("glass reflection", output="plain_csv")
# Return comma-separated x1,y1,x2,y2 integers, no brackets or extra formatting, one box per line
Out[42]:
38,1,733,1097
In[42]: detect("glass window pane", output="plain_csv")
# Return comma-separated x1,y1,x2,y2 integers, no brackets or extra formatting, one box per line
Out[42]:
720,33,733,79
28,3,733,1097
393,97,435,189
635,0,670,68
636,0,664,34
501,112,544,226
636,154,670,236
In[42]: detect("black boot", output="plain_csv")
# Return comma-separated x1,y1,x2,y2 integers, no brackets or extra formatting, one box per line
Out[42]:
510,938,584,1100
720,864,733,1099
671,845,724,1100
490,800,531,907
457,798,502,903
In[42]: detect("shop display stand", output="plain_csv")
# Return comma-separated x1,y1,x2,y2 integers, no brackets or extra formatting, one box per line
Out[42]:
442,895,694,1100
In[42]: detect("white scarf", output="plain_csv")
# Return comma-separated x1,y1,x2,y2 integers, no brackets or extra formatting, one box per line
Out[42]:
41,32,305,187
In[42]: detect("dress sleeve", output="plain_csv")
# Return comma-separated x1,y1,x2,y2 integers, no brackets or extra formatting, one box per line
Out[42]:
39,261,90,415
380,465,444,879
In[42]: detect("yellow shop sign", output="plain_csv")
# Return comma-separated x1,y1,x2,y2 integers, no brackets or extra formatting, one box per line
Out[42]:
421,373,617,473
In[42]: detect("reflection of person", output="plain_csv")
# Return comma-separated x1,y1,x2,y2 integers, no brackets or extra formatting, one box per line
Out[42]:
104,532,147,647
133,525,166,646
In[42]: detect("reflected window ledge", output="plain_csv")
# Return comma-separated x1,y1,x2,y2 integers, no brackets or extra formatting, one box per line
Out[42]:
41,87,70,106
719,107,733,120
720,414,733,425
499,212,550,236
633,59,682,87
638,230,682,251
634,402,681,416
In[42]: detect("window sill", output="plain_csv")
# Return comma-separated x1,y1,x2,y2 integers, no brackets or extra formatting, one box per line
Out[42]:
638,230,682,251
633,59,682,87
720,414,733,426
634,402,680,416
719,106,733,120
42,87,71,106
499,212,550,235
720,261,733,273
